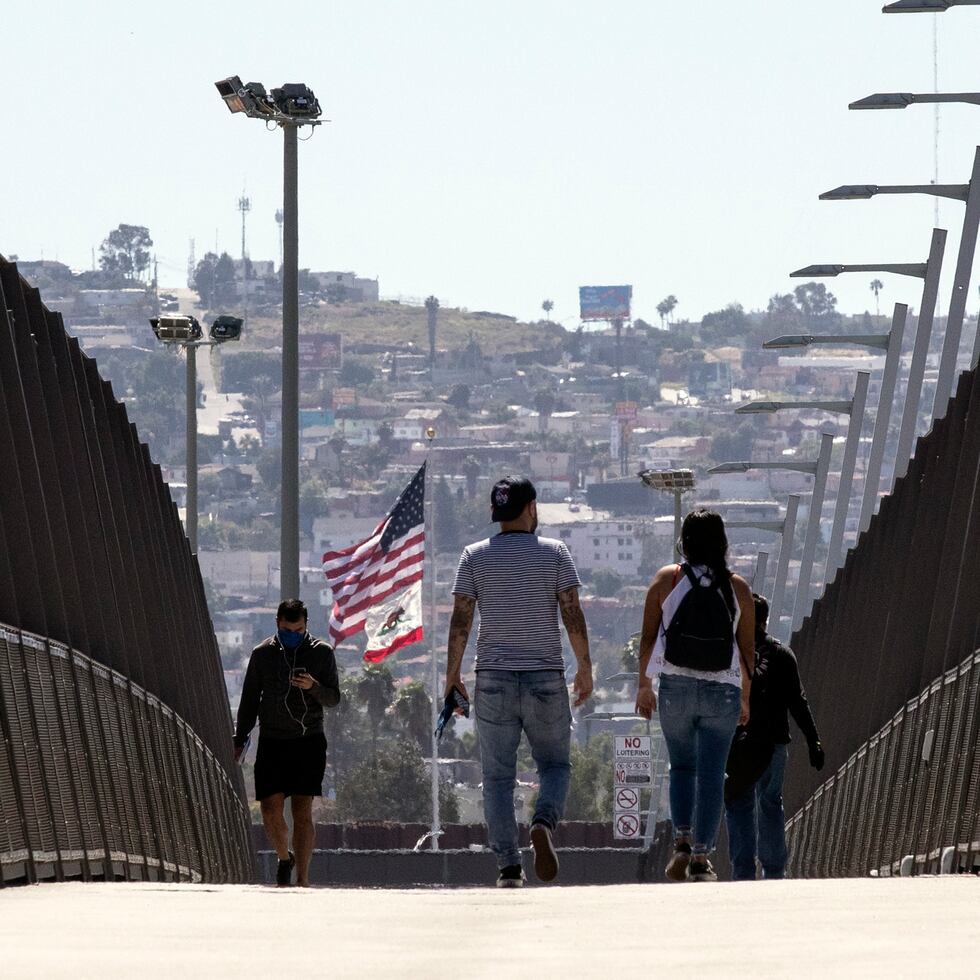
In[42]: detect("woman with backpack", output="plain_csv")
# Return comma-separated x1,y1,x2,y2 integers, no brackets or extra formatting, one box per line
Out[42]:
635,508,755,882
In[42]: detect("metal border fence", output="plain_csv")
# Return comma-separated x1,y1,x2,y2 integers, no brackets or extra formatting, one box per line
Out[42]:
0,256,252,884
784,365,980,876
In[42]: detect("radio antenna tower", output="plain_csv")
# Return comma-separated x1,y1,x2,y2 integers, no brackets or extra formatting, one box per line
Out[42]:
237,192,251,261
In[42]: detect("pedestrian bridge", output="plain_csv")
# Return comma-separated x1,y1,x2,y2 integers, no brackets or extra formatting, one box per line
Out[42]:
2,878,978,978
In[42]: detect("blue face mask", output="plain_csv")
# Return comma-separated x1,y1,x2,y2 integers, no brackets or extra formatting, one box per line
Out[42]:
277,627,306,649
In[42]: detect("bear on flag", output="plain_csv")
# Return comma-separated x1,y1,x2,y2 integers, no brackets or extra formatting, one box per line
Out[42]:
321,463,426,661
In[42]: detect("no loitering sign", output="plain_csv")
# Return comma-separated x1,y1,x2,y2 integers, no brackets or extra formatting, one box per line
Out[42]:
613,736,651,840
614,735,652,786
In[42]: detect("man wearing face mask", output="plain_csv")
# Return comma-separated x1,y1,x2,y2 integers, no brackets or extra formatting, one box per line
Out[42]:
234,598,340,887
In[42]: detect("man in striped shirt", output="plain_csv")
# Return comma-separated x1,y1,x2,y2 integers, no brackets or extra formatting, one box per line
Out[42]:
445,476,593,887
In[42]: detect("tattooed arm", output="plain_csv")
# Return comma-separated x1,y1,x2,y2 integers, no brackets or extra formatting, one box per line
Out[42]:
558,586,593,706
444,594,476,703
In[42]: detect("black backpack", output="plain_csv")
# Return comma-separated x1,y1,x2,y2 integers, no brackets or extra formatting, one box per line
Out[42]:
662,564,735,672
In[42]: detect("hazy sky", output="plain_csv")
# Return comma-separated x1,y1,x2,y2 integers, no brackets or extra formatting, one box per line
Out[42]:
5,1,980,325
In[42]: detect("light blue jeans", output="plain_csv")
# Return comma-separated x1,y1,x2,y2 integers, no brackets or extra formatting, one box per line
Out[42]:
726,744,789,880
659,673,741,857
475,670,572,869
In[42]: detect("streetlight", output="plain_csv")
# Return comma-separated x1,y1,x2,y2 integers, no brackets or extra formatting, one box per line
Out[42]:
148,314,243,553
791,231,945,484
637,468,696,554
711,495,801,641
829,143,980,413
711,433,833,633
765,304,908,540
849,92,980,110
216,75,323,600
736,371,870,586
883,1,980,13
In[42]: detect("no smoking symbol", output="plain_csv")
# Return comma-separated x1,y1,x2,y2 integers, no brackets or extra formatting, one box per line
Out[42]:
616,813,639,837
616,788,638,810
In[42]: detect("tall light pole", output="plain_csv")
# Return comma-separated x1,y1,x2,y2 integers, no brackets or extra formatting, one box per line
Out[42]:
424,426,441,852
736,371,870,586
765,303,907,540
149,315,243,553
711,435,831,634
791,238,944,484
711,495,801,641
216,76,322,600
840,110,980,408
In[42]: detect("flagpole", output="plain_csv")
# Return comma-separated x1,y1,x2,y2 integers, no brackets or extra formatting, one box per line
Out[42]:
425,426,440,852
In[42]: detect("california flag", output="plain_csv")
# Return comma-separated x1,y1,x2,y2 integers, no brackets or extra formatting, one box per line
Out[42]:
363,579,424,663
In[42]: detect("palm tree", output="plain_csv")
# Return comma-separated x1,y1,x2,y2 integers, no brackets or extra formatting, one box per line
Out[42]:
870,279,884,317
542,299,554,320
357,663,395,757
664,295,678,322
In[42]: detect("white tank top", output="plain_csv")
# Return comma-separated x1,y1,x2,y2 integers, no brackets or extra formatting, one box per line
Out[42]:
645,564,742,690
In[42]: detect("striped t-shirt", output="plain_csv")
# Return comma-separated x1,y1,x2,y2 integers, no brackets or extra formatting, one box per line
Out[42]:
452,531,582,672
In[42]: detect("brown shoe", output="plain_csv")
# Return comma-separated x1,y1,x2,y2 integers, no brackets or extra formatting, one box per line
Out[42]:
665,842,692,882
530,823,559,882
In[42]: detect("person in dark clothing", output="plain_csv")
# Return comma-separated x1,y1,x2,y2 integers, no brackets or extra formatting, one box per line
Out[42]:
234,599,340,887
724,593,824,880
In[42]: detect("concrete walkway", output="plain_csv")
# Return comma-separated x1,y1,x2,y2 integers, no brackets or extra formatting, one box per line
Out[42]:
1,878,977,978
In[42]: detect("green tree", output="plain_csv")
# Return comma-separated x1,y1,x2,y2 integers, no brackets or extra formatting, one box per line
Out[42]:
447,383,471,411
335,739,459,822
563,733,614,821
656,294,678,328
99,223,153,283
592,567,624,598
869,278,884,317
193,251,238,308
338,359,375,387
391,680,432,750
534,388,557,433
710,420,756,463
357,663,395,756
700,303,749,343
793,281,838,323
542,299,554,320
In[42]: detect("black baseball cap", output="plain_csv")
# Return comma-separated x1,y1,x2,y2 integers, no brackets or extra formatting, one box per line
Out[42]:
490,476,537,522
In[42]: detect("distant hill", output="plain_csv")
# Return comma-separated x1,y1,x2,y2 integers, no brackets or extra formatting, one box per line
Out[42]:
242,300,567,354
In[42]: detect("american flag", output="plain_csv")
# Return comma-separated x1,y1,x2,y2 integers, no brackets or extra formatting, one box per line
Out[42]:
321,463,426,654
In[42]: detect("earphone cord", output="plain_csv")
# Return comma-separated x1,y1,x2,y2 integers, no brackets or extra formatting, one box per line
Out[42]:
280,640,309,736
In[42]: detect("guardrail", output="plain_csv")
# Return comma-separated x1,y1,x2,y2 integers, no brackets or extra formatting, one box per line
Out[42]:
0,255,252,884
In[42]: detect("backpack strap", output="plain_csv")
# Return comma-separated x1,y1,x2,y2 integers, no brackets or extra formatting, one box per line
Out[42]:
682,563,702,589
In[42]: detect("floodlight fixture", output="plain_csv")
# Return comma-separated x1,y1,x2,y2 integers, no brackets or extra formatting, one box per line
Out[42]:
215,75,248,113
638,468,696,492
150,315,203,343
791,263,927,279
271,83,322,119
210,315,244,342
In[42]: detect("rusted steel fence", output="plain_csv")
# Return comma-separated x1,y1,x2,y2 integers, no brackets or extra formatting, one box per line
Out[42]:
784,365,980,876
0,255,252,884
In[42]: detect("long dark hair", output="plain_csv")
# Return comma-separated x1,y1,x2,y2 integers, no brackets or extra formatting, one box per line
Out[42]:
679,509,735,617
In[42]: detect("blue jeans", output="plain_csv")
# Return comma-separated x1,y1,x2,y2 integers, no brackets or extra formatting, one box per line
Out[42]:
725,744,789,880
475,670,572,869
659,673,741,856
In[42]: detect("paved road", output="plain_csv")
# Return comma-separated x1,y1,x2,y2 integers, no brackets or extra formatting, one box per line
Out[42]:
2,878,977,978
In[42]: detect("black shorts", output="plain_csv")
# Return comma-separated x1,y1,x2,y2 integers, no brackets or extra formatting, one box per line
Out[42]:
254,732,327,801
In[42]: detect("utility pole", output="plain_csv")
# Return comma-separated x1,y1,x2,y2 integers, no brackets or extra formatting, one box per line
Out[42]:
275,209,284,270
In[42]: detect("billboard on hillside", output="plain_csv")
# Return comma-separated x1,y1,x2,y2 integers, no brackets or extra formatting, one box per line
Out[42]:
299,332,343,370
579,285,632,322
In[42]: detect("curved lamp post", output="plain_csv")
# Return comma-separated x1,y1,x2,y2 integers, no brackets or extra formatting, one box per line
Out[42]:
765,304,907,540
736,370,870,586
